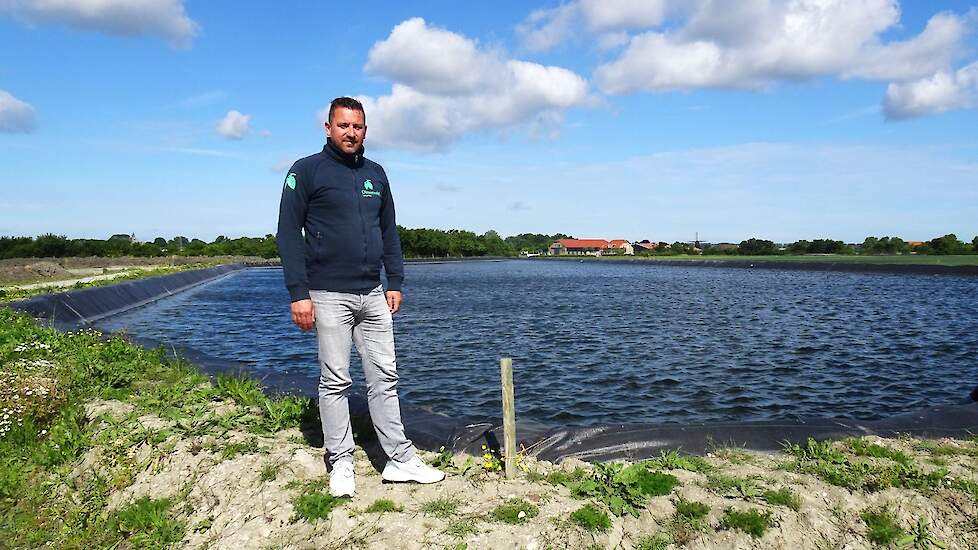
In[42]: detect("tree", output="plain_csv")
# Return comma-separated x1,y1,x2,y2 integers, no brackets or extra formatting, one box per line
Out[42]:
738,238,777,255
153,237,167,248
34,233,69,257
788,240,810,254
928,233,964,255
973,236,978,253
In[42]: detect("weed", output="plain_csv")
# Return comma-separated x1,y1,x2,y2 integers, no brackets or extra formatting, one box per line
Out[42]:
861,506,904,546
443,518,479,538
422,496,460,518
547,467,586,486
365,498,402,513
652,450,712,473
569,462,679,517
480,444,502,472
490,498,539,524
215,374,265,406
674,497,710,520
720,508,772,538
569,504,611,532
293,491,347,522
112,497,185,549
786,438,949,493
259,461,281,482
846,438,914,467
428,446,454,469
762,487,802,511
252,395,314,433
897,517,947,549
706,473,762,499
220,437,267,460
635,532,672,550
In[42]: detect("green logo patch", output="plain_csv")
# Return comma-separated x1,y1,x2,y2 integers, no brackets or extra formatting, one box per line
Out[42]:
285,173,297,190
361,179,381,198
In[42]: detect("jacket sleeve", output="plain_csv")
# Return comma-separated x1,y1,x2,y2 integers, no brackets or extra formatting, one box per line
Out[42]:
276,164,310,302
379,170,404,292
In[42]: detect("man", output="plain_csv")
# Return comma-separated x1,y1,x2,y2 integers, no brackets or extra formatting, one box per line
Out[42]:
277,97,444,497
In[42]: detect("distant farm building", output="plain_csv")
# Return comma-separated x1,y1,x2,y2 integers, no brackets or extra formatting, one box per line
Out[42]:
549,239,634,256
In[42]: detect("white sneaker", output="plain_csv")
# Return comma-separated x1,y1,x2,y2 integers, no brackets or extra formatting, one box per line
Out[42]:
329,461,355,497
382,455,446,484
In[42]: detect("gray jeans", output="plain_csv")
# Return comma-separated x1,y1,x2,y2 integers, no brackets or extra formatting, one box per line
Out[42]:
309,285,415,466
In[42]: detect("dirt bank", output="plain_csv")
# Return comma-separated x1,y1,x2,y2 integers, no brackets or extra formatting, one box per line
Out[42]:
0,256,272,286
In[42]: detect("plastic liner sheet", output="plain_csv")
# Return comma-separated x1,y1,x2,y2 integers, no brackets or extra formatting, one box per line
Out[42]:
8,264,246,329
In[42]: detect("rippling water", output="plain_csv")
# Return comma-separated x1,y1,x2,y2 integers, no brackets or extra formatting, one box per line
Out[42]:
96,260,978,426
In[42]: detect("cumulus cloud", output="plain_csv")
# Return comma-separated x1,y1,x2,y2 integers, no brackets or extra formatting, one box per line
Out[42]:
0,90,37,133
216,110,250,140
884,62,978,119
518,0,669,51
2,0,199,48
518,0,978,118
335,18,589,152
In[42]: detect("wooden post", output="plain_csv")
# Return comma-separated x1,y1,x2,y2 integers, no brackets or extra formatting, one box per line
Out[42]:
500,357,517,479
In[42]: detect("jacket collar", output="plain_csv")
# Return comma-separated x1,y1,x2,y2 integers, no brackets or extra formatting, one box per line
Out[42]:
324,138,364,168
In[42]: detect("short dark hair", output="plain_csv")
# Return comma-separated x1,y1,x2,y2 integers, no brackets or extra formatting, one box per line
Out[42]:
328,97,365,123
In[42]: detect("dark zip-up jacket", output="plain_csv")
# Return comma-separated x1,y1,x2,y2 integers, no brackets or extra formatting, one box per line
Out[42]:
277,139,404,302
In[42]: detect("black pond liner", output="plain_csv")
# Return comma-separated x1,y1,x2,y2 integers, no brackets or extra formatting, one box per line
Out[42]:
8,264,978,463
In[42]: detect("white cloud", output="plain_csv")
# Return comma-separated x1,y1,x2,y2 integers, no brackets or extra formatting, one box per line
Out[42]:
0,90,37,133
517,0,669,51
519,0,978,118
216,110,251,140
3,0,199,49
884,62,978,119
337,18,589,152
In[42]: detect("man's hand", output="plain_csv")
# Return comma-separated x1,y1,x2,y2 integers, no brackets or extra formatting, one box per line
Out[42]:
386,291,402,314
291,299,315,330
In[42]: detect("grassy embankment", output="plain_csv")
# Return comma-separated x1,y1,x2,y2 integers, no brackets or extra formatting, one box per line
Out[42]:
0,262,226,304
3,303,978,548
543,254,978,266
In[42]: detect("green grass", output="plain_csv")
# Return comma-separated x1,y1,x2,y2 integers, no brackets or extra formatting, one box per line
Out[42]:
784,438,948,494
706,473,763,499
220,437,268,460
674,498,710,520
761,487,802,511
490,498,539,524
635,532,672,550
845,438,914,467
112,497,185,549
259,461,281,482
543,254,978,266
443,518,480,538
650,450,712,473
293,491,347,522
569,504,611,532
0,307,330,547
546,466,586,486
365,498,403,514
421,496,460,518
720,508,772,538
861,507,905,546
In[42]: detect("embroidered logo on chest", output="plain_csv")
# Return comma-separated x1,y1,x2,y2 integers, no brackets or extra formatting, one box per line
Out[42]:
361,179,381,198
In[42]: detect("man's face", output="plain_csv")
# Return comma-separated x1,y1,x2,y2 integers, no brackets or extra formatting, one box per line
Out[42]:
325,107,366,155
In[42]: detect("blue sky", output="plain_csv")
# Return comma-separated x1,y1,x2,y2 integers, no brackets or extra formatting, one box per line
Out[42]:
1,0,976,243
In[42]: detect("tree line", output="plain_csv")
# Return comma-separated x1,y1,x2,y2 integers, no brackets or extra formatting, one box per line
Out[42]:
0,230,574,260
1,231,975,260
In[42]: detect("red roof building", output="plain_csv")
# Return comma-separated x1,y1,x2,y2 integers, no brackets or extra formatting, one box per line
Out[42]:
549,239,610,256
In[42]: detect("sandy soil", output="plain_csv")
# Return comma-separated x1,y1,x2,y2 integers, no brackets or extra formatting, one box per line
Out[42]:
76,400,978,550
0,256,272,286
